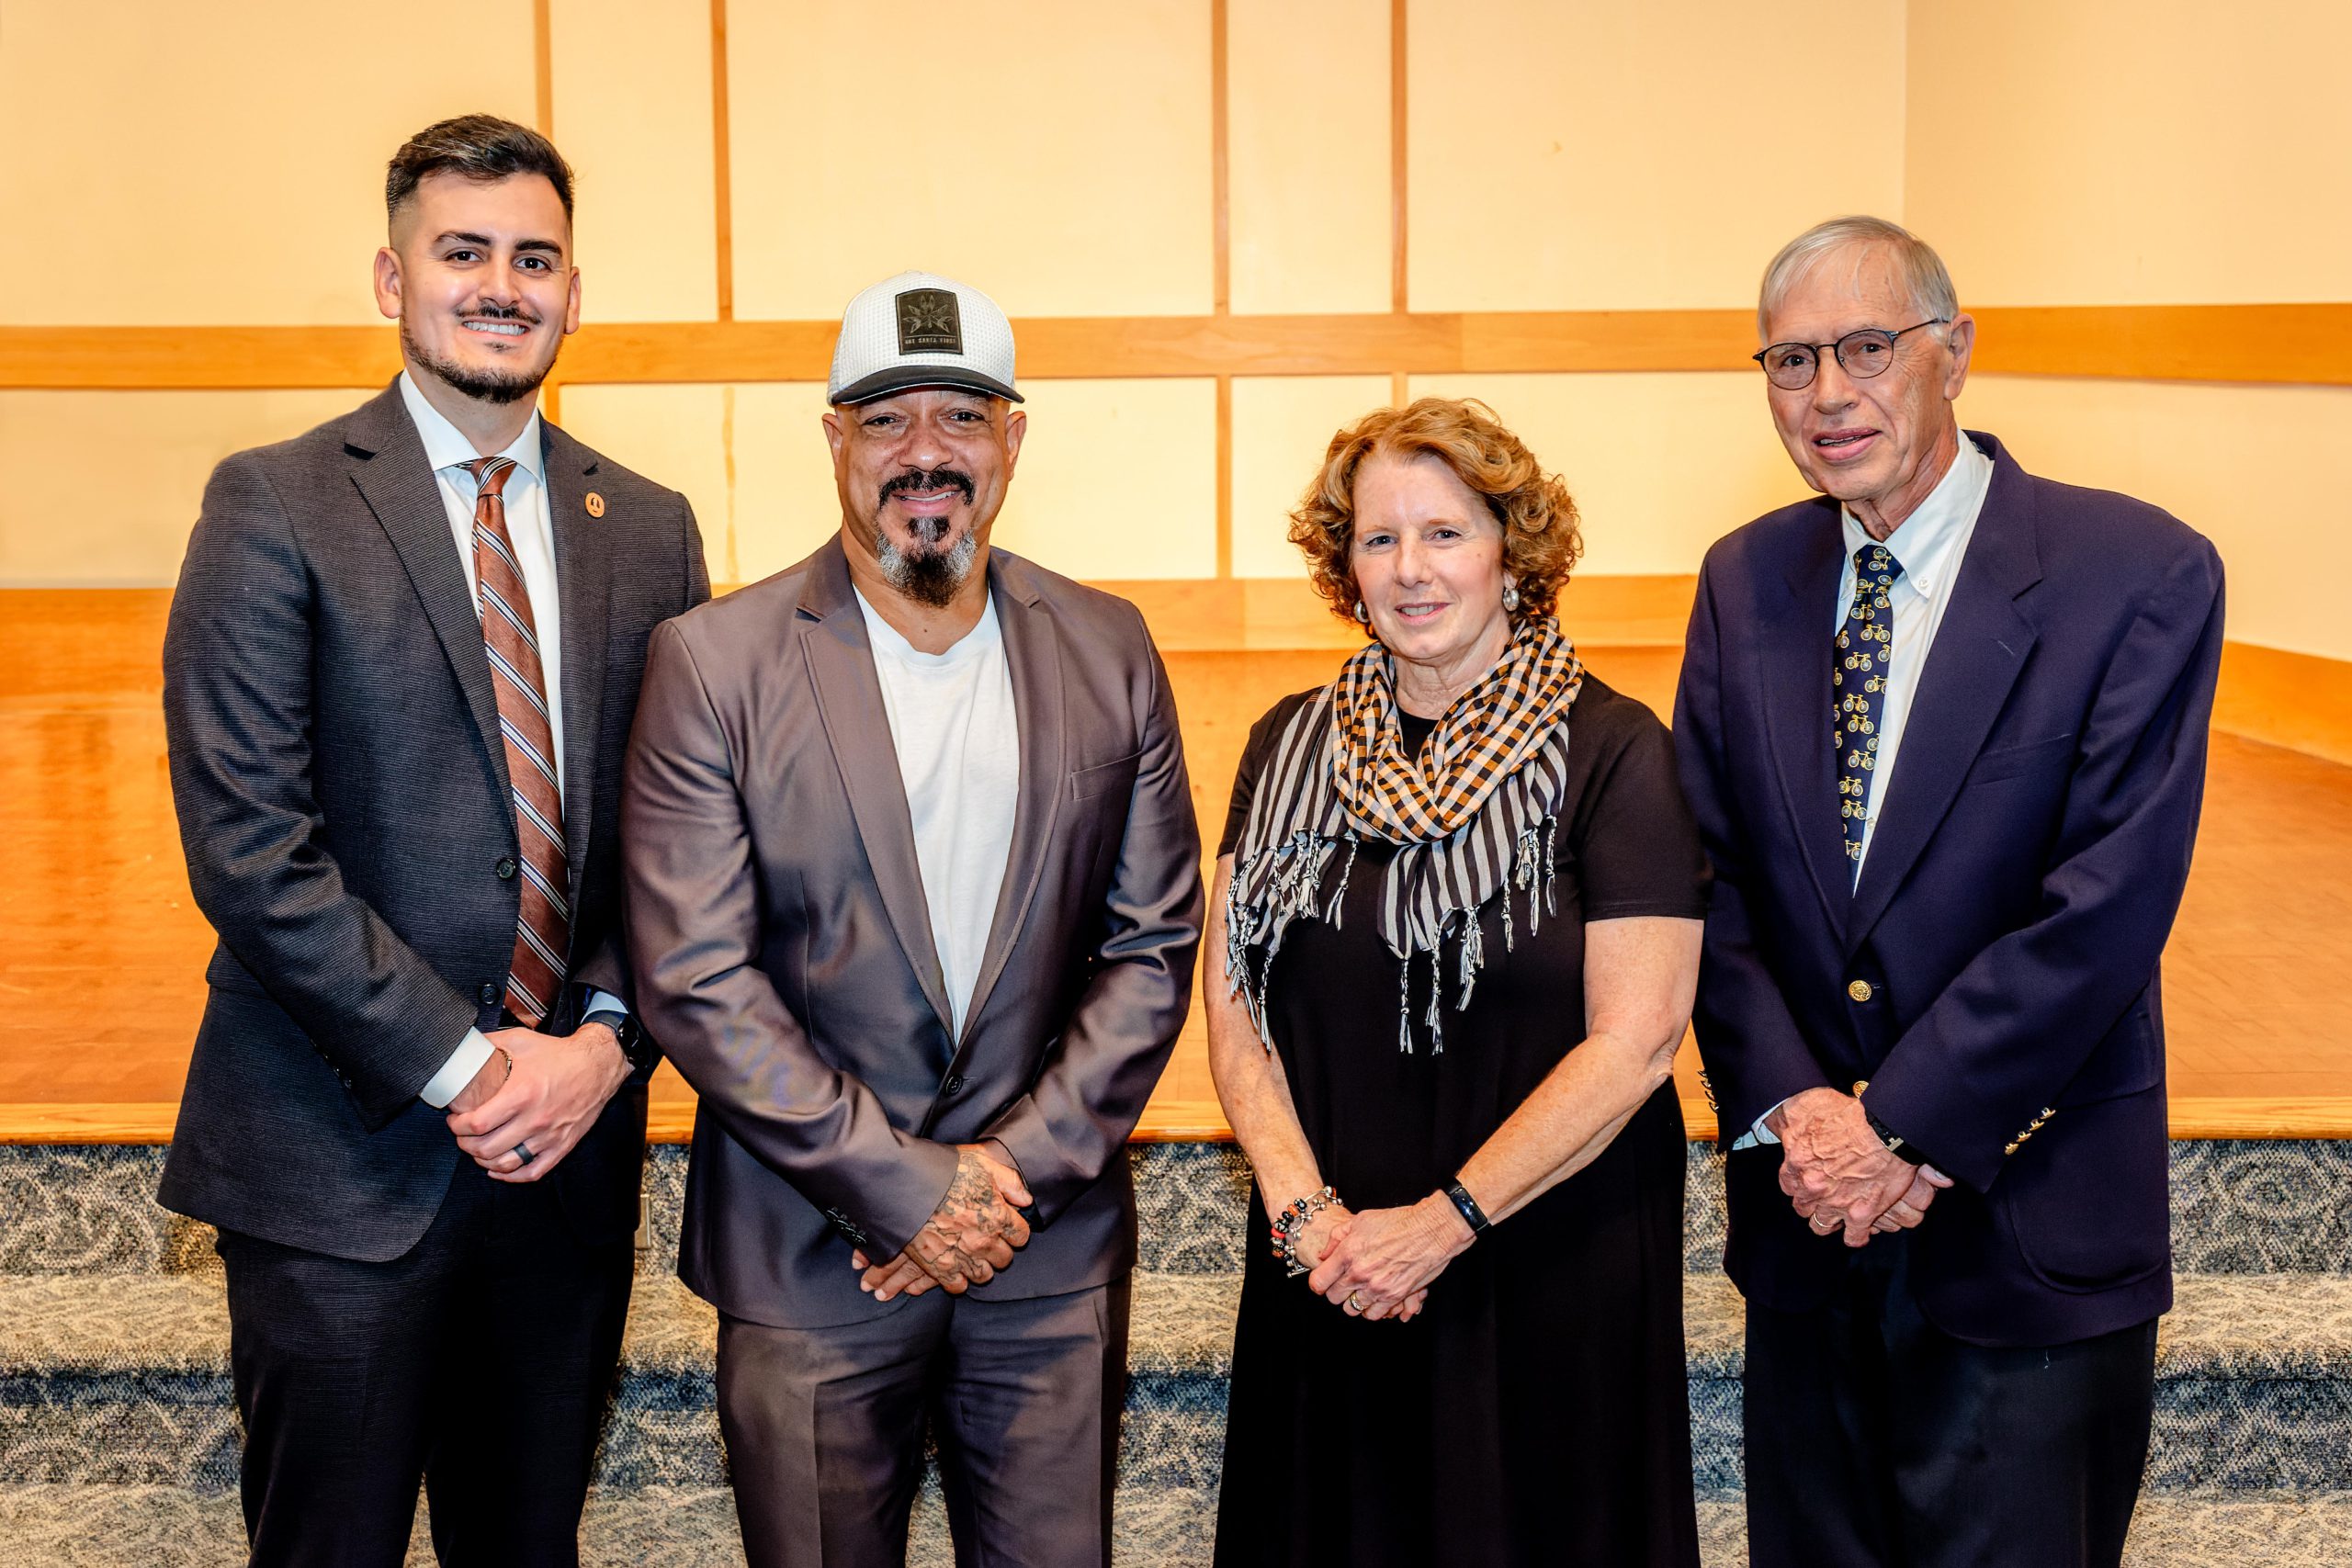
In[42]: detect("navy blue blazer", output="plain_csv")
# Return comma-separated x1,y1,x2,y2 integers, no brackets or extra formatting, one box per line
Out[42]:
1673,432,2224,1348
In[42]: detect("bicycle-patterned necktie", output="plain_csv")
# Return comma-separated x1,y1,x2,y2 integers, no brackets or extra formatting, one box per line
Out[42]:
1834,543,1905,884
468,456,571,1024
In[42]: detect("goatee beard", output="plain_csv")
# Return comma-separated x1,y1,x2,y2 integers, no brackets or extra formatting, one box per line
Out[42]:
877,523,978,609
401,313,557,406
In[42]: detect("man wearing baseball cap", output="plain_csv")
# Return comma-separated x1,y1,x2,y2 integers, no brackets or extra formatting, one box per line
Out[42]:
621,271,1204,1565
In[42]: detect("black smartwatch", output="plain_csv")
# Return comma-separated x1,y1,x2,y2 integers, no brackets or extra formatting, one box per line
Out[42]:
582,1008,658,1074
1441,1179,1492,1237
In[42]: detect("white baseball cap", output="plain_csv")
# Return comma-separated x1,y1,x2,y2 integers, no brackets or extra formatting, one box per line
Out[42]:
827,270,1022,406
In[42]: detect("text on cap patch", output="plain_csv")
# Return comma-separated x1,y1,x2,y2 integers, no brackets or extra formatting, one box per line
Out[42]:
895,288,964,354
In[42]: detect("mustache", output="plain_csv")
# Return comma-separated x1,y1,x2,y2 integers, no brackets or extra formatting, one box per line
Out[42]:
877,467,976,508
459,302,542,326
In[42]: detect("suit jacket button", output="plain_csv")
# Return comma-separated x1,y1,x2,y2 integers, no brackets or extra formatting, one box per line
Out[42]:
495,856,517,880
944,1074,967,1096
479,983,501,1006
1847,979,1874,1003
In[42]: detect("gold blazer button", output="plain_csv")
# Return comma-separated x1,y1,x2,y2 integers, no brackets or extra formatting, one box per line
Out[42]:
1847,979,1874,1003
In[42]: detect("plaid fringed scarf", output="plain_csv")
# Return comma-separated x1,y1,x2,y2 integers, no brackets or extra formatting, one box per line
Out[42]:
1224,616,1585,1053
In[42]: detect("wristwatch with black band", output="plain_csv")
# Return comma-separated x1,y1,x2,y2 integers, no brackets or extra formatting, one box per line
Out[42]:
1853,1080,1925,1166
582,1007,660,1075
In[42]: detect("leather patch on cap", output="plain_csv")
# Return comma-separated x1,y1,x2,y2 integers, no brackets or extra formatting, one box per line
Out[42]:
895,288,964,354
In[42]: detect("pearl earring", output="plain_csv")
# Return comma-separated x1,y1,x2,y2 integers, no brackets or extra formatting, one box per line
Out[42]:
1353,601,1369,624
1501,583,1521,614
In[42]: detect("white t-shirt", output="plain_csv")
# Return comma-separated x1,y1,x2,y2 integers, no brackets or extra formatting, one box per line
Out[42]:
853,588,1022,1040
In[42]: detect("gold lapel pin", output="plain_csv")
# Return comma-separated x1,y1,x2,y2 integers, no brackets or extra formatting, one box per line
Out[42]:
584,491,605,517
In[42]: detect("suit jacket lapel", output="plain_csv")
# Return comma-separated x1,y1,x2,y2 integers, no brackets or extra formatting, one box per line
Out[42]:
957,553,1066,1048
799,539,957,1037
345,383,507,797
1845,437,2043,950
1758,501,1854,938
542,423,609,909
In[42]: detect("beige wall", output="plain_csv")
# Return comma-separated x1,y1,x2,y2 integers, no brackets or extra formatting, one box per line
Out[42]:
1,0,2345,663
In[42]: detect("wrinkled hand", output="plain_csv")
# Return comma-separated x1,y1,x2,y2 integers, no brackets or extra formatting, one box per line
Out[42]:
1287,1201,1420,1318
447,1021,628,1182
1770,1088,1951,1246
1307,1194,1467,1321
906,1145,1034,1293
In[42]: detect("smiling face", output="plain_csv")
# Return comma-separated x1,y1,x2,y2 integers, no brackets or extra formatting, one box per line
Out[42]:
1762,243,1973,532
1348,451,1514,687
375,170,579,405
823,388,1027,608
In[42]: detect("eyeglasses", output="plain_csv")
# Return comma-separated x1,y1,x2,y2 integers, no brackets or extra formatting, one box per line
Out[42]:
1752,319,1951,391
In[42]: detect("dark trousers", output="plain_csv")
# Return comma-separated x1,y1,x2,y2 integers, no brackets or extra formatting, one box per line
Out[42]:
716,1278,1130,1568
1743,1236,2157,1568
216,1156,637,1568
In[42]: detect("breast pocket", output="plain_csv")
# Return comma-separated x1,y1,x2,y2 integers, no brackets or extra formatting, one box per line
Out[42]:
1967,731,2076,787
1069,750,1142,804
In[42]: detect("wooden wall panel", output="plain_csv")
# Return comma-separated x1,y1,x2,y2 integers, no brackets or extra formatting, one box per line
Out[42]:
0,390,376,585
1405,0,1904,312
724,0,1216,321
0,0,536,326
1227,375,1393,575
1226,0,1392,315
548,0,720,323
1909,0,2352,308
990,379,1222,581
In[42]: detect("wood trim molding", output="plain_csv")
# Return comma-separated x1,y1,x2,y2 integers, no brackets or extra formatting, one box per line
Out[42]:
707,0,735,323
2213,641,2352,766
1970,303,2352,386
17,1096,2352,1145
1389,0,1408,314
11,304,2347,391
532,0,555,136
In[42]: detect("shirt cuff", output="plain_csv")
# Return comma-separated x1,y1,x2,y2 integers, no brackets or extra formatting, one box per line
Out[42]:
1729,1098,1791,1151
419,1028,496,1109
582,989,628,1023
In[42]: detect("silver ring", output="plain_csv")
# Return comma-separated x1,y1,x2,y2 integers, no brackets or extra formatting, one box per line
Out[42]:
1346,1292,1366,1313
514,1140,535,1165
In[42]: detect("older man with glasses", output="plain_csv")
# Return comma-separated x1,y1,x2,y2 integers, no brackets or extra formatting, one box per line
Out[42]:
1672,215,2225,1568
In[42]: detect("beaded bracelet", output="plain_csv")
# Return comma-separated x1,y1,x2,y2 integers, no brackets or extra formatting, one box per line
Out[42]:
1270,1185,1338,1277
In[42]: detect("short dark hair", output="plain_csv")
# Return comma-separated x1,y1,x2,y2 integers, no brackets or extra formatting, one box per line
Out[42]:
386,114,575,226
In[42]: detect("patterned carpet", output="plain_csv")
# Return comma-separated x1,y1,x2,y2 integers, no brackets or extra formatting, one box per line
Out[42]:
5,1139,2352,1563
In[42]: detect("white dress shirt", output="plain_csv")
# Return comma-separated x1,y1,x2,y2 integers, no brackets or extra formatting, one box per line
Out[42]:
853,587,1022,1040
397,374,625,1108
1735,436,1995,1148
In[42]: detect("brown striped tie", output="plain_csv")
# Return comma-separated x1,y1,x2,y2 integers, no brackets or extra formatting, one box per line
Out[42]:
469,456,570,1026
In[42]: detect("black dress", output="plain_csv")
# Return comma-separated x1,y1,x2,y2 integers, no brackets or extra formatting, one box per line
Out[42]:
1212,674,1710,1568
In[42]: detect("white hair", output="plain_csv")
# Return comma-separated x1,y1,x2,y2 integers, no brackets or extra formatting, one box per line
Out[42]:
1758,216,1960,343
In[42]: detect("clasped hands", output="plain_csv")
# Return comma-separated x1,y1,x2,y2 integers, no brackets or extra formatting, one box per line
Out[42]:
1769,1087,1953,1247
445,1021,630,1182
851,1144,1035,1303
1298,1193,1475,1324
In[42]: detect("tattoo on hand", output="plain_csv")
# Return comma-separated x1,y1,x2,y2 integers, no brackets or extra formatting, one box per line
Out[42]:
940,1147,1021,1243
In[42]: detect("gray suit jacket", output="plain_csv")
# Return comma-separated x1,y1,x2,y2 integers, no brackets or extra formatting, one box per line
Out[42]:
159,382,709,1261
622,537,1203,1329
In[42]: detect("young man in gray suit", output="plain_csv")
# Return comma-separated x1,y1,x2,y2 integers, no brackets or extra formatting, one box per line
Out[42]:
160,116,707,1564
622,270,1204,1567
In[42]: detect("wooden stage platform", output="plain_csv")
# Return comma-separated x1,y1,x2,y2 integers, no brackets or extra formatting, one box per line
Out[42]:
6,590,2349,1143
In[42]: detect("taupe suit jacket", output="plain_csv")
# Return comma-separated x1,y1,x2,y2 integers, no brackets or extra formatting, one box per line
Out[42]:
622,537,1203,1328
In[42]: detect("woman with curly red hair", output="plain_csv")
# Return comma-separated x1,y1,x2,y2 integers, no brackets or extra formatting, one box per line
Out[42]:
1208,399,1710,1565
